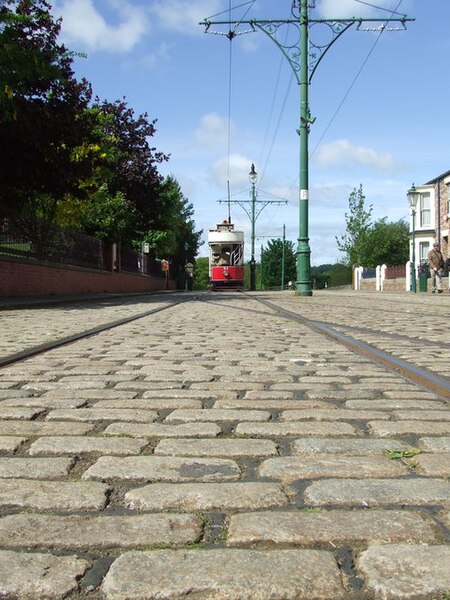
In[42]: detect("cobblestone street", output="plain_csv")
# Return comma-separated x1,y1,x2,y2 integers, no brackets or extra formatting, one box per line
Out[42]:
0,289,449,599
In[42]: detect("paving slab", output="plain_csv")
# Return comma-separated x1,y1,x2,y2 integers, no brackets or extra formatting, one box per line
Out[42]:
46,408,158,422
82,455,241,482
258,455,408,481
29,435,148,456
104,422,221,438
0,513,202,550
304,478,450,507
154,438,278,458
235,422,357,437
0,457,73,478
0,550,89,599
292,437,413,455
227,510,438,546
101,548,346,599
0,420,94,436
357,544,450,599
0,436,26,452
0,478,109,510
125,482,288,511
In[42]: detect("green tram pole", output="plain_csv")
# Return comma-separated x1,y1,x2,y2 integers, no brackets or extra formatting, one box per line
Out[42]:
298,0,310,295
200,2,414,296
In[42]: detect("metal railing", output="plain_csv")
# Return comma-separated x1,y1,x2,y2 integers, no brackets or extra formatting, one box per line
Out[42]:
0,224,166,277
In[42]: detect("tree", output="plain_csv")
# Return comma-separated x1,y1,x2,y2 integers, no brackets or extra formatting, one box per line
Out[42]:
92,98,169,239
142,175,203,275
193,257,209,290
260,238,296,289
312,263,352,288
336,184,373,266
0,0,94,238
363,218,409,267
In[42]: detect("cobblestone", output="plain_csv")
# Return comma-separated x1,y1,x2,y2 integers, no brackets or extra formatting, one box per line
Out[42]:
125,482,288,511
0,549,89,599
0,457,73,478
82,455,241,482
227,509,438,546
0,513,202,549
357,544,450,599
0,290,449,598
29,435,148,456
304,478,450,506
101,549,346,599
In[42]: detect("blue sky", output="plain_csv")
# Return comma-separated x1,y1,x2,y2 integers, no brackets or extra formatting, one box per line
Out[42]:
51,0,449,266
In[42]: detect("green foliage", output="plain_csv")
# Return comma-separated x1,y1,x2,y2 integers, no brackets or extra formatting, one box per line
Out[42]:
0,2,201,270
141,175,202,273
364,218,409,267
57,185,134,241
336,184,409,268
312,263,351,288
193,257,209,290
261,238,296,289
336,184,372,266
385,448,421,460
0,0,95,228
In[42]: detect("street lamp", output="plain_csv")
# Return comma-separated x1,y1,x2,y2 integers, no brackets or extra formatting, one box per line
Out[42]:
407,183,420,293
249,163,257,291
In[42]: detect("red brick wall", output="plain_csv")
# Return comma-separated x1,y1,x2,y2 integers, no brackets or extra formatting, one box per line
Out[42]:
0,258,175,297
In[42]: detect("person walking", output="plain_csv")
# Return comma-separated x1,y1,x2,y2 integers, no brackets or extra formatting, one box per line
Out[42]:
428,241,445,294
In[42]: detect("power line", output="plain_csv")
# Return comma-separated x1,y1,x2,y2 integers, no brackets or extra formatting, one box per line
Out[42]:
310,0,405,157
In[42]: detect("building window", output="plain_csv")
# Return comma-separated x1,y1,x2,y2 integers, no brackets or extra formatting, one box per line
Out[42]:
420,193,430,227
419,241,430,262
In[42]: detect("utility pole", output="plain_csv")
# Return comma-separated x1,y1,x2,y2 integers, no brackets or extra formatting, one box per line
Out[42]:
201,2,414,296
219,163,287,291
281,224,286,290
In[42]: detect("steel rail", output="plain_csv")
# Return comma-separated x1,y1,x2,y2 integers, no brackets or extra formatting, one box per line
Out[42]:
0,300,183,369
253,295,450,400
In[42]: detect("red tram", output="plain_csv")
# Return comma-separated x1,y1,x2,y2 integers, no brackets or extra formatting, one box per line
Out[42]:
208,220,244,291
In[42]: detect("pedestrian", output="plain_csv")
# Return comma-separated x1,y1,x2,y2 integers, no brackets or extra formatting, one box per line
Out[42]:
446,257,450,293
428,241,444,294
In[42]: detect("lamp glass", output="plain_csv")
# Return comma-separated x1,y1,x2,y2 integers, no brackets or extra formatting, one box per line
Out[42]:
249,164,257,184
407,184,419,209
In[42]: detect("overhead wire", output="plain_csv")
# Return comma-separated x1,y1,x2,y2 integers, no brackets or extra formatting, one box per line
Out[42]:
282,0,405,201
310,0,405,158
224,0,257,222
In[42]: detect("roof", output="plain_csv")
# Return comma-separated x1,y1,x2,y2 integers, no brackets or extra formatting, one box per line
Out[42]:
425,169,450,185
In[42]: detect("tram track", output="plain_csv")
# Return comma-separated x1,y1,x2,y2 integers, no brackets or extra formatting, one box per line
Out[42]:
0,296,185,369
251,294,450,400
1,291,449,403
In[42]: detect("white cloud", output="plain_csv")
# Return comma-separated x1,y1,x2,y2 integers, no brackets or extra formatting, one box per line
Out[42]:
211,153,253,188
151,0,223,35
316,0,401,19
314,139,400,172
54,0,148,53
194,112,230,148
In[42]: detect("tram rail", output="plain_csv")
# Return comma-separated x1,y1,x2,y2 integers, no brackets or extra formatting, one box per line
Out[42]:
1,290,449,403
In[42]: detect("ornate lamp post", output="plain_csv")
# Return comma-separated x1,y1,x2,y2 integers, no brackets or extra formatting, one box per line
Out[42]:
249,163,257,291
407,183,420,293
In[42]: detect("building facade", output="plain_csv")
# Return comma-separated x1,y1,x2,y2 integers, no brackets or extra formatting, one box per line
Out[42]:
409,170,450,265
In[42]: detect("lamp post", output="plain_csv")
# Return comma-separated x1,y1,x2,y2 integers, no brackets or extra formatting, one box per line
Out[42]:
407,183,420,293
249,163,257,291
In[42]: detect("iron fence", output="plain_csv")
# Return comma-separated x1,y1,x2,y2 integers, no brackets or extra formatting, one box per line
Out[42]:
1,223,168,278
385,265,406,279
0,227,107,270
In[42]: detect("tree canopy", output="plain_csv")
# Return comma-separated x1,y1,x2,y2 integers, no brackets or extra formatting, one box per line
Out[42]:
261,238,296,289
336,184,408,268
0,0,202,270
